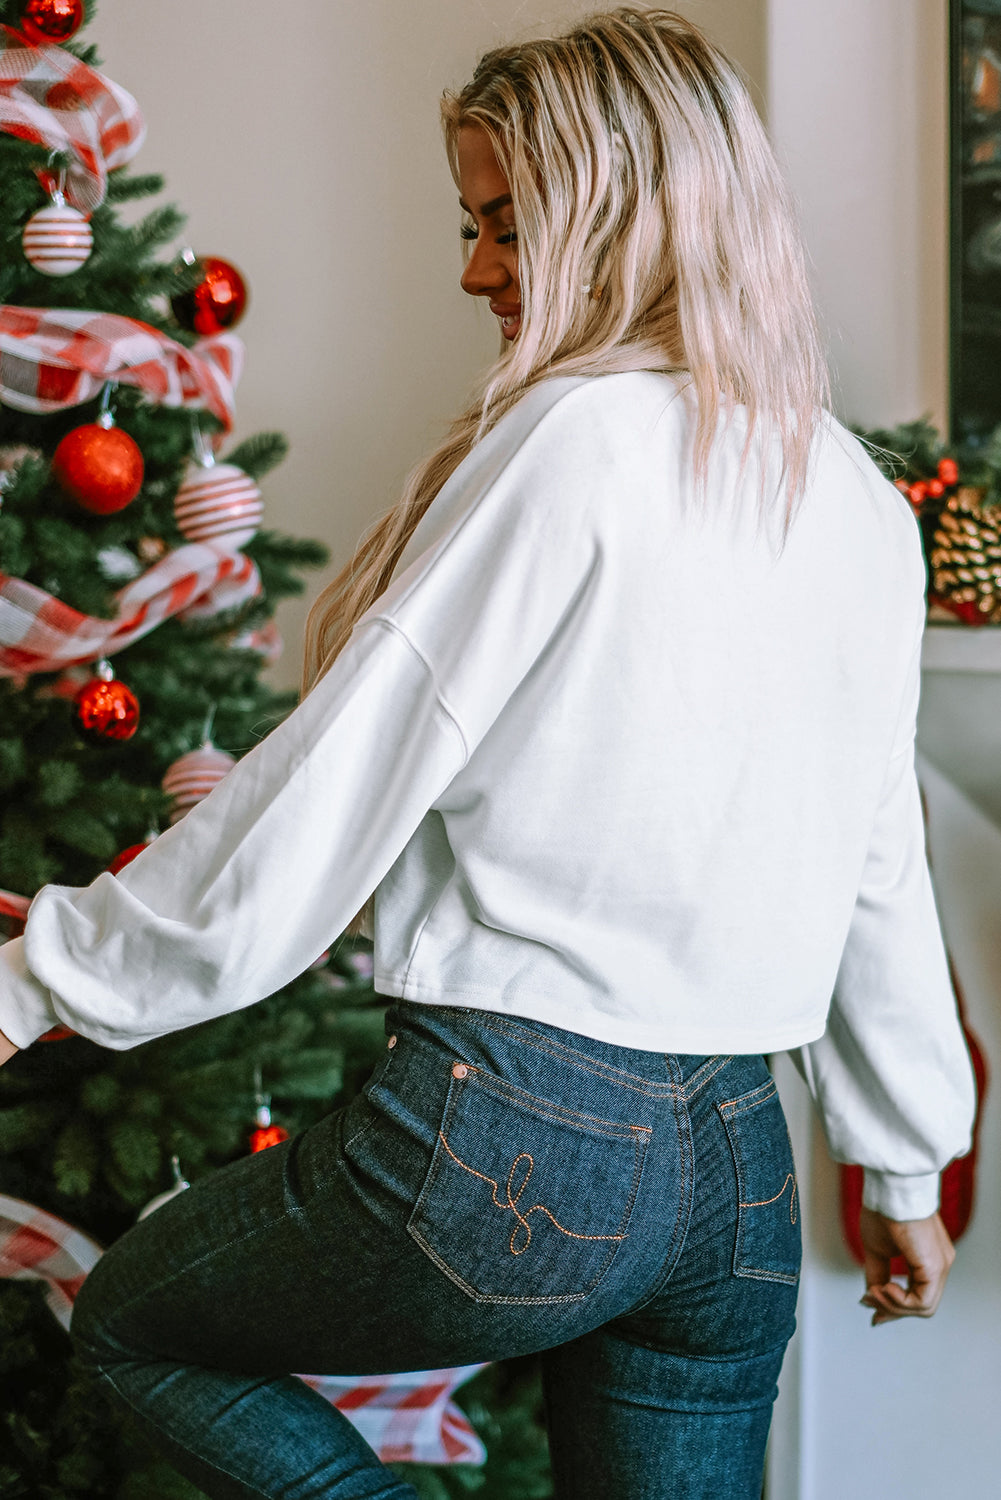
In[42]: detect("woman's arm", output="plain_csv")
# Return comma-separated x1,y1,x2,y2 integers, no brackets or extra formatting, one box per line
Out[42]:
0,382,605,1054
0,1028,16,1065
0,619,468,1051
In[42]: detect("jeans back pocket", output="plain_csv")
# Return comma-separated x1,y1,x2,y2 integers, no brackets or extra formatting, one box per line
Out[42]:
408,1063,651,1305
718,1080,800,1286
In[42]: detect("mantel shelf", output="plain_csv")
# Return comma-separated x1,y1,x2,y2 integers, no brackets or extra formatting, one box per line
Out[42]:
921,623,1001,674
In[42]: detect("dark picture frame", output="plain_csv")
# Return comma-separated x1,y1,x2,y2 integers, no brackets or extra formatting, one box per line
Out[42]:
951,0,1001,444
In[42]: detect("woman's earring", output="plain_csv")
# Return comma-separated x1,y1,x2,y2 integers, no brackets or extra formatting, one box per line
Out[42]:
582,283,604,301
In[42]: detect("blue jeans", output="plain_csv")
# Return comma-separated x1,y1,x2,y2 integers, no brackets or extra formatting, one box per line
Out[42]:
71,1000,801,1499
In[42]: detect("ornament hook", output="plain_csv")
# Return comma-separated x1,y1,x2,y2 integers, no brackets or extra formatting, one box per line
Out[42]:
200,702,217,747
97,379,118,430
190,416,216,470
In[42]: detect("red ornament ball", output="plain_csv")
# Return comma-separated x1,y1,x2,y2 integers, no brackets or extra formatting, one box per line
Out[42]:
108,839,154,875
73,666,140,744
20,0,84,44
53,421,144,514
249,1123,290,1153
938,456,960,486
171,256,248,336
926,478,946,499
162,743,236,824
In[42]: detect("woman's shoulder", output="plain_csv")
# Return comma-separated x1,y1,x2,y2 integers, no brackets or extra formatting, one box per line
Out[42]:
506,369,686,436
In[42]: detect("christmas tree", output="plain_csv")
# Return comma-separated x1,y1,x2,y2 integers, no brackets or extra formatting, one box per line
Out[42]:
0,4,551,1495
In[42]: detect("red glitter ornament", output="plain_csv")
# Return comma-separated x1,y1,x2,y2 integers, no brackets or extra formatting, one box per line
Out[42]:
250,1123,290,1152
53,416,144,514
20,0,84,44
108,836,155,875
171,255,248,336
73,660,140,743
249,1093,289,1153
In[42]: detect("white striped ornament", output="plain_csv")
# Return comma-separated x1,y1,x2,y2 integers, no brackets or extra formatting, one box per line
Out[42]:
174,462,263,549
21,202,93,277
162,744,236,824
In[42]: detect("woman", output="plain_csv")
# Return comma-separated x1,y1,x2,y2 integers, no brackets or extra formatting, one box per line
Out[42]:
0,8,975,1498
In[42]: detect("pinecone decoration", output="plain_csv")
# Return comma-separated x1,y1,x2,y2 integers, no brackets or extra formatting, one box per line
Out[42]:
929,486,1001,624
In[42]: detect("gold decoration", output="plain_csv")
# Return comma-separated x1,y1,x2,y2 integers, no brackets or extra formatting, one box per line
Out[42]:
136,535,167,564
930,487,1001,623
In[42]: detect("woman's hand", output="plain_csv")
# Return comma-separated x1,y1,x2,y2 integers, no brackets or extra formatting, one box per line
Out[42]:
0,1028,19,1066
858,1206,955,1325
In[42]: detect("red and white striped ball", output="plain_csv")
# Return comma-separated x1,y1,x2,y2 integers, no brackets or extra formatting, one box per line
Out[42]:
22,202,93,276
174,462,263,549
162,744,236,824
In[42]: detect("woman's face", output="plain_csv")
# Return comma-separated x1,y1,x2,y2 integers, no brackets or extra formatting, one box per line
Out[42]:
456,125,521,341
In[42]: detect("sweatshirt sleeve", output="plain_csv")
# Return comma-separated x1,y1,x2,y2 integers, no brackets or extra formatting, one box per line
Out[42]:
0,620,467,1050
790,619,977,1222
0,383,603,1053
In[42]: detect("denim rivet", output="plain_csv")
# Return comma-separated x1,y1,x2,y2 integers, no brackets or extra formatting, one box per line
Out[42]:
387,1035,397,1049
452,1062,468,1079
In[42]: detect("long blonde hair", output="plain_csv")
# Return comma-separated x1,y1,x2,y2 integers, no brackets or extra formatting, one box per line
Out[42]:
303,5,828,693
304,7,828,930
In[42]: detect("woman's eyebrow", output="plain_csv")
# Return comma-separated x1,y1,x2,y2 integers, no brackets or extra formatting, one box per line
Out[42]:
458,193,513,218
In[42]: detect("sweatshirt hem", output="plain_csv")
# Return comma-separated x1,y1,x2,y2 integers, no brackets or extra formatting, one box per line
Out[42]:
373,972,829,1056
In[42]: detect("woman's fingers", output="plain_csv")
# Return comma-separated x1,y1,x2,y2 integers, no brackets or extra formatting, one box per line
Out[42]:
858,1206,955,1324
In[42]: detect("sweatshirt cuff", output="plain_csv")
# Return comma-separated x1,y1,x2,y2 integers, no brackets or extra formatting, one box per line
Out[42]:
0,938,61,1050
862,1168,941,1221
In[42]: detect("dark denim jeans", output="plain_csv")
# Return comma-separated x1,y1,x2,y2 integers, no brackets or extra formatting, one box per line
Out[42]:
71,1000,801,1499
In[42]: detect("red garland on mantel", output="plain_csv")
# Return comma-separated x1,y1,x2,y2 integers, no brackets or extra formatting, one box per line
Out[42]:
840,962,988,1265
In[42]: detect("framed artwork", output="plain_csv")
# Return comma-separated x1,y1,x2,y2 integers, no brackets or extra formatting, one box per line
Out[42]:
952,0,1001,443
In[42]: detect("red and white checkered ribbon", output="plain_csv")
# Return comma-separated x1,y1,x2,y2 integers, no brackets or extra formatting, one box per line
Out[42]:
0,26,145,213
0,540,261,677
0,1193,100,1328
0,889,29,926
0,1194,487,1467
0,307,243,431
301,1370,487,1465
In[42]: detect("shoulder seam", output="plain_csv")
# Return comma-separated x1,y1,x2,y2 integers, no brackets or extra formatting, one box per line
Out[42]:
356,616,471,763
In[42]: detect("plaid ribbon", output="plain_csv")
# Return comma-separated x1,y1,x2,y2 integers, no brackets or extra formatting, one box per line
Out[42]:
0,540,261,677
0,306,243,431
0,889,29,925
0,1193,487,1467
0,25,145,212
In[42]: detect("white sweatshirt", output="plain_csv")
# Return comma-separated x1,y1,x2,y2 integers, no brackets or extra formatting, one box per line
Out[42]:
0,372,975,1220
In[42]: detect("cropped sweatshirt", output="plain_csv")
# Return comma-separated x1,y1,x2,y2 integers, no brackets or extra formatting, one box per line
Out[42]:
0,372,976,1220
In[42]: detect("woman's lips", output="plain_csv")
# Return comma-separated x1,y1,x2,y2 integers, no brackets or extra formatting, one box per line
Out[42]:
489,302,521,339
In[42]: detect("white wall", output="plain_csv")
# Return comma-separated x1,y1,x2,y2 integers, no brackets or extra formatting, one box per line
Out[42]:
767,0,949,429
95,0,764,691
770,750,1001,1500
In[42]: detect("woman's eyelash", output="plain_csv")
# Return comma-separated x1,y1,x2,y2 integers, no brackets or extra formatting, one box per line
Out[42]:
459,223,518,245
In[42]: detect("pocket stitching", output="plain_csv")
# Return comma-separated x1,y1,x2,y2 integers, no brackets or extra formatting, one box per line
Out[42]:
407,1070,651,1305
718,1086,800,1286
434,1128,632,1256
460,1064,653,1139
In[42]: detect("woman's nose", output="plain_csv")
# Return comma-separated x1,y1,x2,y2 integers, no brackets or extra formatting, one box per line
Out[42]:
460,240,509,297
